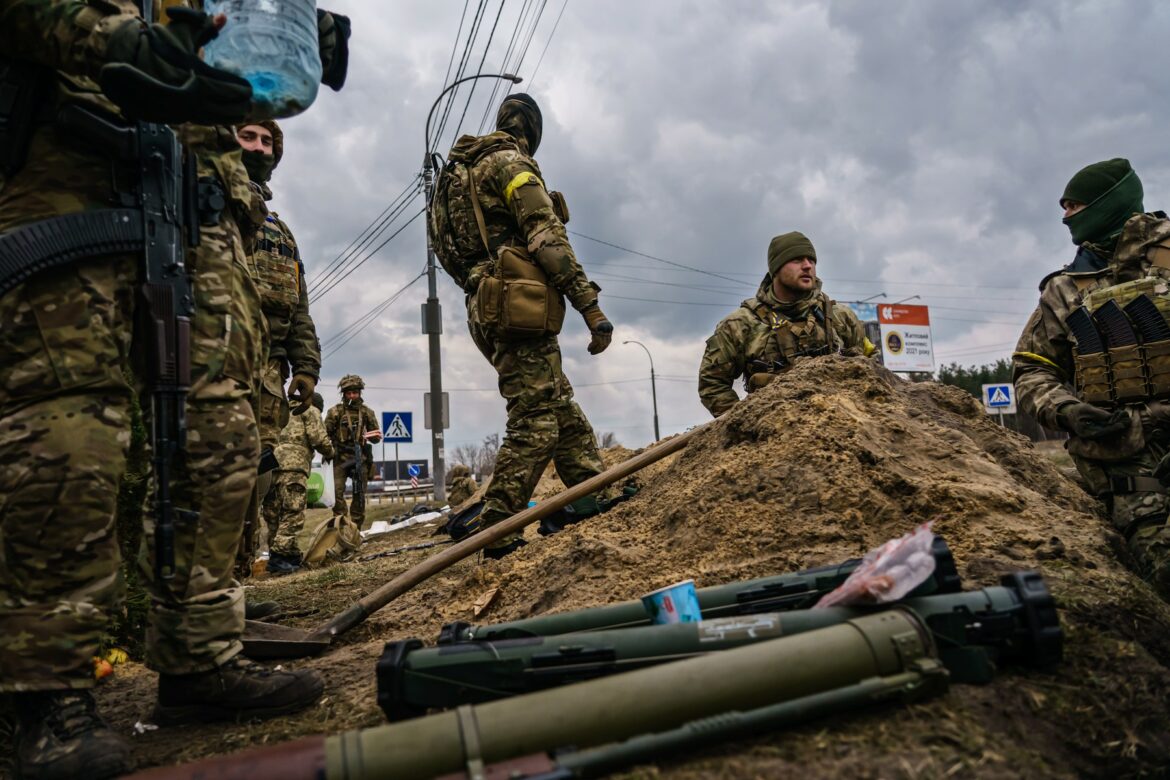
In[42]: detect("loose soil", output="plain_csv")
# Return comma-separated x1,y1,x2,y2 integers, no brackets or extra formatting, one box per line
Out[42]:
21,357,1170,778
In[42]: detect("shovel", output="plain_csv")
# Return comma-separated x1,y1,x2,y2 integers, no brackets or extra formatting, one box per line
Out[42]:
241,423,706,659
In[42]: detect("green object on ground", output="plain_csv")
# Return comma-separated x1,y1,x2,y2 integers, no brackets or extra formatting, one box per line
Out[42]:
306,471,325,506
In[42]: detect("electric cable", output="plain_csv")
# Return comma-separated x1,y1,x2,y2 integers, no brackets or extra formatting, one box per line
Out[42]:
310,201,424,303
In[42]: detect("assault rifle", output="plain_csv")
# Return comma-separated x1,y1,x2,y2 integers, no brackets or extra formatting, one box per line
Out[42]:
347,414,366,509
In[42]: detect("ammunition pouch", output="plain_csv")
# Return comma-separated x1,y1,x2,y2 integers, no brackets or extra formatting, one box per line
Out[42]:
472,245,566,339
549,190,570,224
0,59,53,177
1072,275,1170,406
0,209,143,298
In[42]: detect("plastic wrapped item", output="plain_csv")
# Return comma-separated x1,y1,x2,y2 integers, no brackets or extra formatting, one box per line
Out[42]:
815,523,938,608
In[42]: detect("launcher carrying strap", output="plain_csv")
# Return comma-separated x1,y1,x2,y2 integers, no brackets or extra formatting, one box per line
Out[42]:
0,208,144,298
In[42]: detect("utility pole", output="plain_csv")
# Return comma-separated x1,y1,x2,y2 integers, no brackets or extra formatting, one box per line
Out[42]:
624,340,659,441
423,72,522,502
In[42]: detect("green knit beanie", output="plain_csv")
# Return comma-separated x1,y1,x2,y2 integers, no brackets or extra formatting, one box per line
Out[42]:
1061,159,1144,245
1061,158,1133,206
767,231,817,277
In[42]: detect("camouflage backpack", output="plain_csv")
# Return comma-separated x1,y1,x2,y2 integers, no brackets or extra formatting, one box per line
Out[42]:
428,135,516,291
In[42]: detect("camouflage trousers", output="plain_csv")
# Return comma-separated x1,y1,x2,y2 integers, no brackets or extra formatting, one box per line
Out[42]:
1074,450,1170,602
0,222,263,690
332,458,373,526
468,317,603,547
264,470,309,557
237,357,290,576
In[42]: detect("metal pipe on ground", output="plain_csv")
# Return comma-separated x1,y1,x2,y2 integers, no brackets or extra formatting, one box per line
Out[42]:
241,424,709,659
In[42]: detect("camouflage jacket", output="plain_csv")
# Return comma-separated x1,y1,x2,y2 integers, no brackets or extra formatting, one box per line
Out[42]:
698,278,872,417
1014,213,1170,430
251,212,321,379
0,0,266,239
273,406,333,477
445,131,598,311
324,402,379,460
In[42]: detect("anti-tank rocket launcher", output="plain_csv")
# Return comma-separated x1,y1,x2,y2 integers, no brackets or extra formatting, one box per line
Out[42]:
126,610,950,780
380,571,1061,722
439,536,962,644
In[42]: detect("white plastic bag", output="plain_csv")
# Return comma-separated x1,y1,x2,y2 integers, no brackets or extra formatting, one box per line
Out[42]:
815,522,938,608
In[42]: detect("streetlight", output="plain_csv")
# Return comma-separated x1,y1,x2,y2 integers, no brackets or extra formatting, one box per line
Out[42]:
894,295,921,304
855,292,887,304
623,340,659,442
422,72,522,501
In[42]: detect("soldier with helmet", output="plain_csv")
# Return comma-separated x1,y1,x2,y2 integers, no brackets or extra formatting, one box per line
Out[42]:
324,374,382,528
265,392,334,574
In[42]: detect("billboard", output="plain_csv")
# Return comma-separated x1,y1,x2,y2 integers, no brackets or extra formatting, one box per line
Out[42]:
877,304,934,372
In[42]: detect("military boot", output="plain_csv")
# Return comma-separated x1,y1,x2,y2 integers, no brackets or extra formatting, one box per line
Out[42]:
154,656,324,724
13,690,133,780
483,537,528,561
244,598,283,620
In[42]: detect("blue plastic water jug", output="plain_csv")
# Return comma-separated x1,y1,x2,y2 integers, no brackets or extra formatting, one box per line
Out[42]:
201,0,322,119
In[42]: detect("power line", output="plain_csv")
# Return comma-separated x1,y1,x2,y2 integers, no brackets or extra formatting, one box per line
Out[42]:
309,180,421,299
571,231,764,286
308,176,420,289
431,0,490,150
310,204,424,303
526,0,569,89
449,0,508,144
322,269,428,359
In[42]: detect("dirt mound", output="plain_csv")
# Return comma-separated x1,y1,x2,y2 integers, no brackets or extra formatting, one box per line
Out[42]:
89,357,1170,777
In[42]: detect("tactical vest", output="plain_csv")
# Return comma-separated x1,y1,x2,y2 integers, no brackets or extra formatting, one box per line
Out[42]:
746,294,840,370
1069,241,1170,406
252,216,301,315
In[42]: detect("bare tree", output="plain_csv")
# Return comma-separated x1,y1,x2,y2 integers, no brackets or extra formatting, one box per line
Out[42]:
451,433,501,478
598,431,620,449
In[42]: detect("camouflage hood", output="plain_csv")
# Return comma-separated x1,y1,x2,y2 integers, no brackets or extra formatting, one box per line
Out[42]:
496,93,542,154
448,131,522,165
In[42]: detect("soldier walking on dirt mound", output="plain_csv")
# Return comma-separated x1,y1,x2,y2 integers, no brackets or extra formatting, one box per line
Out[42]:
0,2,349,777
233,119,322,580
325,375,381,528
428,94,614,559
265,393,334,574
1015,158,1170,602
698,232,876,417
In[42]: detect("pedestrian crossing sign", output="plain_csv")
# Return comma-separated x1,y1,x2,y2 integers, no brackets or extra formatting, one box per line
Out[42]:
981,383,1016,414
382,411,413,443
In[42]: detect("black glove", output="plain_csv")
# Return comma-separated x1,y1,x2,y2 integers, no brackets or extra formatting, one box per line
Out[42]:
1056,402,1130,440
101,7,252,125
317,9,351,91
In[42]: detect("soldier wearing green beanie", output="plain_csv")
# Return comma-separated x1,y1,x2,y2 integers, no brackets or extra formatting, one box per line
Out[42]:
698,231,876,417
1014,158,1170,603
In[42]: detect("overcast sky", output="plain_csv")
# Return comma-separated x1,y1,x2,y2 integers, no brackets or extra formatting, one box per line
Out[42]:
266,0,1170,464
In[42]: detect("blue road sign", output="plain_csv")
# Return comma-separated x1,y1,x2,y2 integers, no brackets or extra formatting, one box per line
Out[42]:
984,384,1013,408
382,411,413,443
407,463,421,478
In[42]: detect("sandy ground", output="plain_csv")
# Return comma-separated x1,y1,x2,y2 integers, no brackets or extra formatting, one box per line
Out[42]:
6,356,1170,778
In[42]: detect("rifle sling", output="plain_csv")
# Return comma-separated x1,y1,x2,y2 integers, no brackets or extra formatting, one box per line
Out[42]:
0,209,144,299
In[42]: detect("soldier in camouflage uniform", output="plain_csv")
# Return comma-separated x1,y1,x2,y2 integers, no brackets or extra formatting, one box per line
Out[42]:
1015,158,1170,602
447,463,479,508
324,374,381,528
435,95,614,559
265,392,333,574
233,119,320,577
699,231,875,417
0,3,347,777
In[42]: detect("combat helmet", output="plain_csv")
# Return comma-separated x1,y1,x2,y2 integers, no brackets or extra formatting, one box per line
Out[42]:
338,374,365,393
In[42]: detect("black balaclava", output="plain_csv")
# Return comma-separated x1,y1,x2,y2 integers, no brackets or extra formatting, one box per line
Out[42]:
496,93,543,154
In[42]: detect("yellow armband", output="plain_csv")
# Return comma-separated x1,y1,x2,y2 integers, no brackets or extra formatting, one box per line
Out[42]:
504,171,544,202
